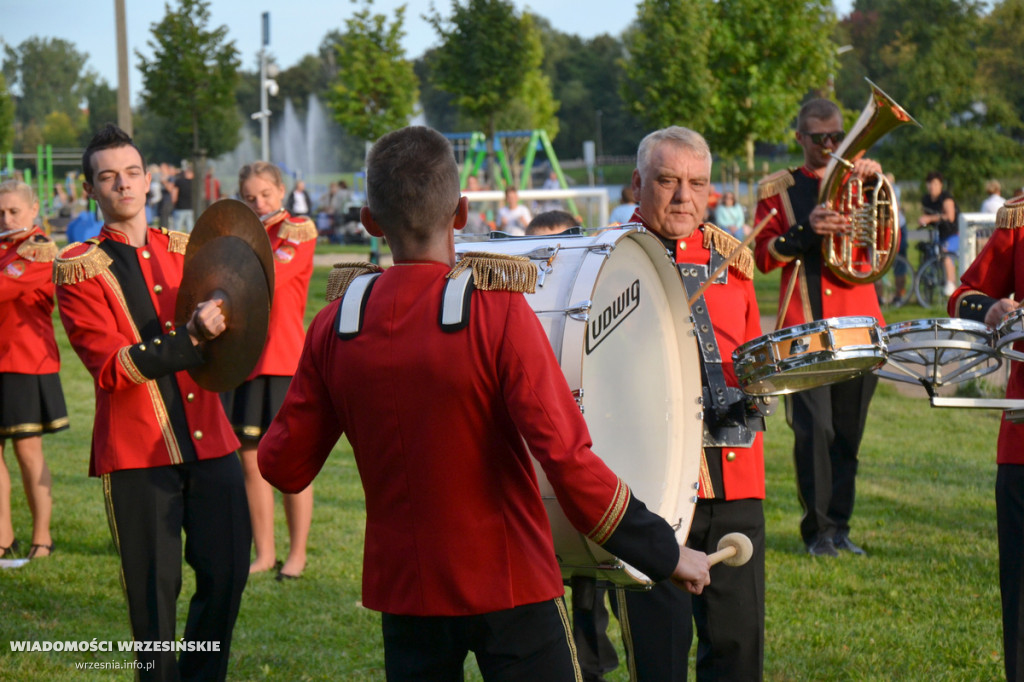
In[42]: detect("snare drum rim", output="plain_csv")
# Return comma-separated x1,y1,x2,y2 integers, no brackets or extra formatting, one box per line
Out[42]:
734,316,881,353
882,317,991,337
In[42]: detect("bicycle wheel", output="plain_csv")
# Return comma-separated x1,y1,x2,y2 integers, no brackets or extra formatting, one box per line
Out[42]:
914,258,945,308
875,254,914,310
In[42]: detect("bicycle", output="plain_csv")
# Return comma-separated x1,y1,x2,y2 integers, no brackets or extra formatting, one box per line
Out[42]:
913,225,957,308
875,252,914,310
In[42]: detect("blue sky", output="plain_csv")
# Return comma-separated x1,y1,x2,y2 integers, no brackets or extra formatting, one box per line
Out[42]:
2,0,854,103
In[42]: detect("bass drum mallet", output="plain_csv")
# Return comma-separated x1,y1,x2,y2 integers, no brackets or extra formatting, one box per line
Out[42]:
708,532,754,567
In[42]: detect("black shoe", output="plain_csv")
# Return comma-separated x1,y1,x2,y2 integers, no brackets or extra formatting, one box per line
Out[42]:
807,536,839,557
834,533,866,555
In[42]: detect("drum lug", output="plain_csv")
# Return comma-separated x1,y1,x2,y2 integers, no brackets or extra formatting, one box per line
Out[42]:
587,245,614,256
567,300,592,321
571,388,585,414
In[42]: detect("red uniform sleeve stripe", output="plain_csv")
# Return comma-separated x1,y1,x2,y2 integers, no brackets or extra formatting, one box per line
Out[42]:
587,478,631,545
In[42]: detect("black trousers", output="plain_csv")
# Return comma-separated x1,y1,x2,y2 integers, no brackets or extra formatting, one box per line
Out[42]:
570,577,618,682
787,372,878,545
997,464,1024,682
104,456,251,682
381,598,581,681
617,499,765,681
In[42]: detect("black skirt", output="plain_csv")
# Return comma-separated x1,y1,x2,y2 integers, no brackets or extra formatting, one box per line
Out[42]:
221,375,292,442
0,373,70,438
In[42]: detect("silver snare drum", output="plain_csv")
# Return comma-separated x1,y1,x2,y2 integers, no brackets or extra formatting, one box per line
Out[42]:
877,318,1001,387
732,316,886,396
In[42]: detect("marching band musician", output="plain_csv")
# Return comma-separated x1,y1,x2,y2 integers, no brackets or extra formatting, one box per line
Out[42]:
0,180,68,561
54,125,250,681
585,125,767,681
949,195,1024,682
754,98,883,558
257,126,712,679
222,161,317,580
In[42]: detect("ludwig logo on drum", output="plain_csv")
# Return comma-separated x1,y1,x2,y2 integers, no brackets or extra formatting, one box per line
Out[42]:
587,279,641,354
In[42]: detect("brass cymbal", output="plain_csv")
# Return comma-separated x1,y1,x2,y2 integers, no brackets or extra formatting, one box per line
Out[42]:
175,235,271,392
185,198,275,301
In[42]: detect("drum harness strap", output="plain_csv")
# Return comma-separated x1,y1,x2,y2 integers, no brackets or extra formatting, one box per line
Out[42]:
334,272,382,339
677,254,768,451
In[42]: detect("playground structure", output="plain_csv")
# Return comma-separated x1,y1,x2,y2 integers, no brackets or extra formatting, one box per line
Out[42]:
3,145,87,232
447,129,583,220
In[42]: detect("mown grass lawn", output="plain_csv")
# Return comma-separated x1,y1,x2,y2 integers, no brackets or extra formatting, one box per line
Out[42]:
0,258,1006,680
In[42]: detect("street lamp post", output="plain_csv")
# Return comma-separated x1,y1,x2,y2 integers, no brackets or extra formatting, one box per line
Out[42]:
250,13,278,161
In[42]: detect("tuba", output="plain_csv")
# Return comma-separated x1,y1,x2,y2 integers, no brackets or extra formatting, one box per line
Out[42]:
819,80,920,285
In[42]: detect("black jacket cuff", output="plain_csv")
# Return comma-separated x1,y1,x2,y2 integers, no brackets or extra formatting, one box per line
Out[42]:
600,494,679,583
127,325,204,380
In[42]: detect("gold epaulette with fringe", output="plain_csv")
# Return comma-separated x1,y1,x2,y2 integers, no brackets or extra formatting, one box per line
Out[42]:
703,223,753,279
277,217,318,244
757,168,796,200
164,228,189,254
16,235,57,263
54,240,112,285
448,252,537,293
325,262,384,302
996,196,1024,229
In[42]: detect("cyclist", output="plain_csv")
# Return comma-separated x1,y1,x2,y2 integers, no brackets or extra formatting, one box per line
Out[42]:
918,171,960,297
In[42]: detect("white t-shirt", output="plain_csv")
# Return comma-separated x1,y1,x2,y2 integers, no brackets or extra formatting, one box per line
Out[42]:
981,194,1005,214
497,205,532,236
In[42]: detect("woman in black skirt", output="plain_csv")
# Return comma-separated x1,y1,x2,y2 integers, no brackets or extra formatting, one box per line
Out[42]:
0,180,69,559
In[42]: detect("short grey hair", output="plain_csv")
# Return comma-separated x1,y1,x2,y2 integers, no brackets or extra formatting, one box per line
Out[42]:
637,126,712,177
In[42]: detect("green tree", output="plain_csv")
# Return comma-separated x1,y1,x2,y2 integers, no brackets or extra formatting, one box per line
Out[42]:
0,73,14,154
623,0,836,175
840,0,1024,199
137,0,242,213
41,111,81,148
328,0,419,144
427,0,552,185
81,78,118,146
2,37,90,129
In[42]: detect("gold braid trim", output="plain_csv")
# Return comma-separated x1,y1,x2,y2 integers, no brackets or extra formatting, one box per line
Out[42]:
277,217,318,243
448,252,537,293
996,196,1024,229
325,262,384,302
757,168,795,200
587,478,631,545
54,242,112,285
16,236,57,263
702,223,753,279
165,230,190,254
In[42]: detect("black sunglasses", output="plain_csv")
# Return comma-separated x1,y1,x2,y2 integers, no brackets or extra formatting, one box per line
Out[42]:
805,131,846,146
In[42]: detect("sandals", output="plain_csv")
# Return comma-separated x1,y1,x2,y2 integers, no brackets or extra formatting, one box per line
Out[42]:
0,539,19,558
27,543,54,559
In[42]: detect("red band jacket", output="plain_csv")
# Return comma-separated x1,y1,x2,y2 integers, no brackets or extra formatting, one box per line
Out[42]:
950,196,1024,465
258,260,679,616
251,211,316,378
754,167,884,327
55,226,239,476
631,210,765,501
0,227,60,375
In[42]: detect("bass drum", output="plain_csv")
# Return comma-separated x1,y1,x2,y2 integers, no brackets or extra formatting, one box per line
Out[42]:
455,228,703,587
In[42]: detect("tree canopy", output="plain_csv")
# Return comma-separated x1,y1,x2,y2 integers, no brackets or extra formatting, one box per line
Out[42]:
136,0,242,164
0,74,14,154
2,37,91,130
328,0,419,143
623,0,836,170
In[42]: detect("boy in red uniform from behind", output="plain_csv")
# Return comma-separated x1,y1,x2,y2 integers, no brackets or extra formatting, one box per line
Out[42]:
258,126,711,679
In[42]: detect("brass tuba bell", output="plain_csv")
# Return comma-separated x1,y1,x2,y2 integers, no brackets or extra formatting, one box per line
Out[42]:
819,80,920,285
